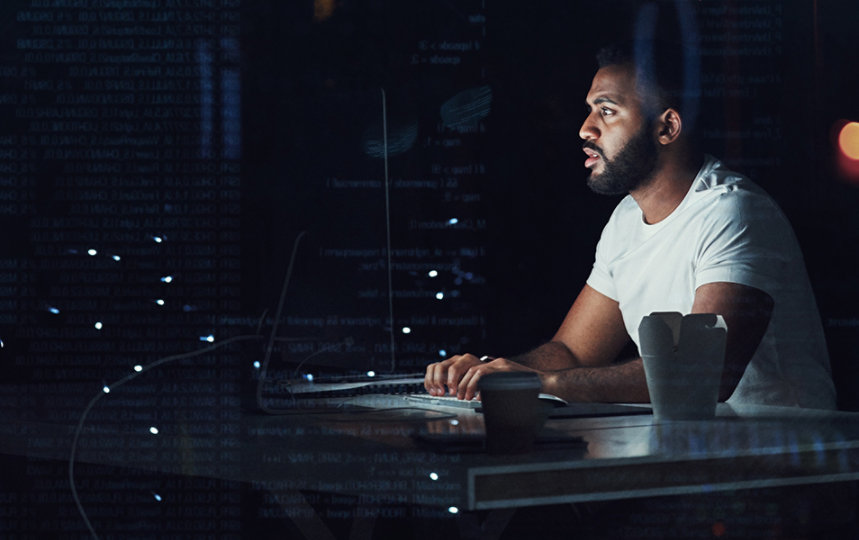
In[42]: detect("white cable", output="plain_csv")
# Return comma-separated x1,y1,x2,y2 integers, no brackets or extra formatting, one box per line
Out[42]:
255,231,306,413
382,88,396,373
70,334,264,540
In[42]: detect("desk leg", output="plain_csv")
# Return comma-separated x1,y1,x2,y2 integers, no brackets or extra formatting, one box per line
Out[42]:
457,509,516,540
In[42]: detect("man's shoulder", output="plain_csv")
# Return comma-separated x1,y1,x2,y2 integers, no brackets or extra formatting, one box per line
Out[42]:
691,157,779,217
693,156,755,194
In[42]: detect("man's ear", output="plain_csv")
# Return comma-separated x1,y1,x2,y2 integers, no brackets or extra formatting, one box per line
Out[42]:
655,108,682,145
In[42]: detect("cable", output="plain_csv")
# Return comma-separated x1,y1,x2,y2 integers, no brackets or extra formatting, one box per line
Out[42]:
69,334,264,540
254,308,268,335
289,336,354,381
255,231,307,414
382,88,397,374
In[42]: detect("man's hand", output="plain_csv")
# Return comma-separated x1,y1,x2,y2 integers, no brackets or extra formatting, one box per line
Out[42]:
424,354,482,398
424,355,537,400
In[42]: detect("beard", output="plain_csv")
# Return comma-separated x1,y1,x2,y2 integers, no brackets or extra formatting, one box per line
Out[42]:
585,122,659,196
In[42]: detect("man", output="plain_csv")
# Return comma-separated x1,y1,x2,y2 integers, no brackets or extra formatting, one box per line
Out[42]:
424,42,836,409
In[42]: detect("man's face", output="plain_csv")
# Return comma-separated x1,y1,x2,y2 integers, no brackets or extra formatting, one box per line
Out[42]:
579,64,659,195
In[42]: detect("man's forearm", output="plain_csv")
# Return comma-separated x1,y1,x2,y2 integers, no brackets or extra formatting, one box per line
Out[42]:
540,358,650,403
509,341,583,371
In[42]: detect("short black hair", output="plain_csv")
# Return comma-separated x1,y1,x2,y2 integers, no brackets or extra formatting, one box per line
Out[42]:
596,40,700,129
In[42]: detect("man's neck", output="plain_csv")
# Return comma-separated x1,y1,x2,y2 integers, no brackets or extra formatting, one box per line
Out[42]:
630,152,703,224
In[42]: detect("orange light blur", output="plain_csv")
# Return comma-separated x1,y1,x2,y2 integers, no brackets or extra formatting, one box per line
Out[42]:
838,122,859,160
314,0,335,22
833,120,859,183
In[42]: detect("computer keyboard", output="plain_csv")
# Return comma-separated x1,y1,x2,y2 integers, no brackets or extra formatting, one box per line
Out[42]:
401,393,482,409
281,375,427,399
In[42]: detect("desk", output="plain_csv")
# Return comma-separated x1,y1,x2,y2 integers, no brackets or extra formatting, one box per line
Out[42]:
2,391,859,537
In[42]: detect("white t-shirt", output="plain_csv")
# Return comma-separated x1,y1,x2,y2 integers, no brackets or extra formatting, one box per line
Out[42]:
586,155,836,409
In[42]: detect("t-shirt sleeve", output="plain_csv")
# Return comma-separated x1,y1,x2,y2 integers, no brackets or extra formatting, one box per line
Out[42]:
586,227,619,301
694,193,790,296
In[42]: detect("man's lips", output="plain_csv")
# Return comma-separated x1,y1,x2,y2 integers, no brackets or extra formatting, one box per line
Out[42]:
583,146,602,168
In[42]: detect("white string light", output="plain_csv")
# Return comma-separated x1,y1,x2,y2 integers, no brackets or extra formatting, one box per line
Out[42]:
70,335,265,540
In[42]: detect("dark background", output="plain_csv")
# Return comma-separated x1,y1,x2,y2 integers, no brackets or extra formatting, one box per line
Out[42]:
1,0,859,537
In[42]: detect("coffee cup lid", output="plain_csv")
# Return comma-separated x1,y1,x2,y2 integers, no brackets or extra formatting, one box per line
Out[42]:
478,372,541,391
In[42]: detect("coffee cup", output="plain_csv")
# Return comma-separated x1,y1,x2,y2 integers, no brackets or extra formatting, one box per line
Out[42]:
478,372,544,453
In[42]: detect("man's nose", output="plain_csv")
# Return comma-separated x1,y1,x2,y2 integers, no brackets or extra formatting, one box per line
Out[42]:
579,112,599,141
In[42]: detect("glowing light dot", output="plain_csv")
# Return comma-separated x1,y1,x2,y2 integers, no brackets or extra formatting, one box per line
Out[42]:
428,270,438,278
102,385,110,394
439,349,447,357
87,249,97,256
112,255,121,262
449,419,459,426
149,426,159,435
401,326,411,334
134,365,143,372
155,299,165,306
253,361,261,369
49,307,60,315
161,275,174,283
448,506,459,515
153,236,163,243
839,122,859,160
153,493,162,502
0,339,4,348
366,370,376,378
429,472,439,481
448,218,459,225
305,373,314,382
200,334,215,343
435,292,444,300
94,322,103,330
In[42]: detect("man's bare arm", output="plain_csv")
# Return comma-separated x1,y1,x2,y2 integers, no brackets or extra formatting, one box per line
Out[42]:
544,281,773,402
690,281,773,401
426,282,773,402
507,341,580,370
540,358,649,402
424,285,629,397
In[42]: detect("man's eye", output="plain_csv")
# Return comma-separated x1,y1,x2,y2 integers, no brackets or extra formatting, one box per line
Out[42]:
600,107,614,116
